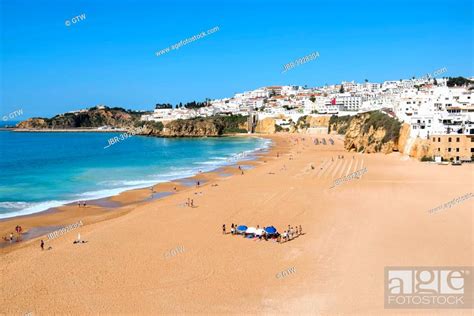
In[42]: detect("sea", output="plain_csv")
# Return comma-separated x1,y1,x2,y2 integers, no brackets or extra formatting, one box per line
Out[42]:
0,128,270,219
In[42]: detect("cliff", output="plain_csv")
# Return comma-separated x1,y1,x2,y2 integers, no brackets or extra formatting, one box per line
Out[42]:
134,115,249,137
17,106,145,129
295,115,331,132
398,123,433,159
255,117,276,134
160,118,224,137
329,111,402,154
17,107,249,137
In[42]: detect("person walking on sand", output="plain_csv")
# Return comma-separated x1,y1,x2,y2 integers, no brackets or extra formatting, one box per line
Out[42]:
191,199,194,207
222,224,226,235
40,239,44,250
83,201,87,208
299,225,302,235
9,233,13,243
77,201,81,208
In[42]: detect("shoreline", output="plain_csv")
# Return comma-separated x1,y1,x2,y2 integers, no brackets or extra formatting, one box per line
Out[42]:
0,134,280,253
1,132,472,314
0,134,271,220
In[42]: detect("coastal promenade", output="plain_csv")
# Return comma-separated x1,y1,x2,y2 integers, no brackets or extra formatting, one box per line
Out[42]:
0,133,472,315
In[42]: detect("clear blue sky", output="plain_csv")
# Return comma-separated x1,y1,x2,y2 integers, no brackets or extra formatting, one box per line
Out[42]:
1,0,473,117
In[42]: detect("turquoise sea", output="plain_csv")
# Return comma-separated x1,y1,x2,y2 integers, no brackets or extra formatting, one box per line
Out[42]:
0,131,270,219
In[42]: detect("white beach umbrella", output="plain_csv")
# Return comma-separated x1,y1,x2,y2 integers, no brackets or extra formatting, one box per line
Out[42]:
255,228,265,236
245,227,257,234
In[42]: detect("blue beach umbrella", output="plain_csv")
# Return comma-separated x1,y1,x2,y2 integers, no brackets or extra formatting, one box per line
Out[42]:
236,225,248,233
264,226,277,234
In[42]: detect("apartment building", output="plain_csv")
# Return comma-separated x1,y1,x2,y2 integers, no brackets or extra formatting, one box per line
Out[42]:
430,134,474,161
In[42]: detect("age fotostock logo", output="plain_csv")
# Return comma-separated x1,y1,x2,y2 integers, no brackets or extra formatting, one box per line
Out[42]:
385,266,473,309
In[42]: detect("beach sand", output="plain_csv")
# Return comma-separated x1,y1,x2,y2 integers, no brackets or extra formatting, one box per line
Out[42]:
0,133,472,315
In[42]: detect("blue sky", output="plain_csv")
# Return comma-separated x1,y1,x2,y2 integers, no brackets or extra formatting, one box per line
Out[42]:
1,0,473,117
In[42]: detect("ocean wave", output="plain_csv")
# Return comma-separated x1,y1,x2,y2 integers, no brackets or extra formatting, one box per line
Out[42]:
0,200,74,219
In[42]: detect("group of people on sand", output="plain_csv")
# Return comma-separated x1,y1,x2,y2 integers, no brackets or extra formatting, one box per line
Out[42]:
2,225,23,244
280,225,303,243
77,201,87,208
222,223,303,244
185,198,195,208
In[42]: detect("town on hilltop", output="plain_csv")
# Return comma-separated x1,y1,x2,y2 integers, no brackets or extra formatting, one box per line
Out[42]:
140,75,474,161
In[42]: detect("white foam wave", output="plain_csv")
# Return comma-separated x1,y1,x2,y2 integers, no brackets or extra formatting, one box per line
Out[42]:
0,200,75,219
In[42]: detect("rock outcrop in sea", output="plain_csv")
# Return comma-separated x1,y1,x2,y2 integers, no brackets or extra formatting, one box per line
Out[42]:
17,106,143,129
16,106,250,137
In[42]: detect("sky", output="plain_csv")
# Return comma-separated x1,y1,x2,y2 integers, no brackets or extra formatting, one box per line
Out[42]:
1,0,473,117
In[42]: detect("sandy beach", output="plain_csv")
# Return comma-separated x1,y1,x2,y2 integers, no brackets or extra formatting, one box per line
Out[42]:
0,133,472,315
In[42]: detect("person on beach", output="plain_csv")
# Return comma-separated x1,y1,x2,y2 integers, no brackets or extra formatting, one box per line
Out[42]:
197,181,200,187
191,199,194,207
230,224,235,235
77,201,81,208
299,225,302,235
40,239,44,250
74,233,82,244
222,224,226,235
83,201,87,208
9,233,13,243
